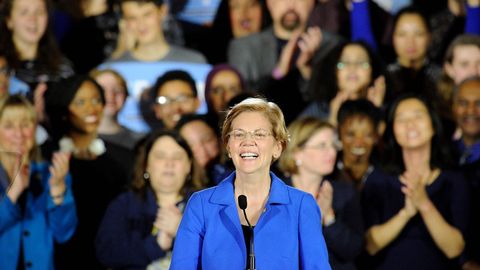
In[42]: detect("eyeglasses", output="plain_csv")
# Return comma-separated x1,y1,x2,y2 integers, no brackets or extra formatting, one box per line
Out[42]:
336,61,370,70
228,129,272,141
302,141,342,151
156,95,194,106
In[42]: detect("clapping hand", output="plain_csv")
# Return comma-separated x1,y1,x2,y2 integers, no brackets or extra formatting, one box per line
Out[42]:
154,205,182,250
400,171,431,212
296,27,322,79
317,180,335,225
275,27,322,80
6,163,29,204
48,152,70,203
367,76,386,108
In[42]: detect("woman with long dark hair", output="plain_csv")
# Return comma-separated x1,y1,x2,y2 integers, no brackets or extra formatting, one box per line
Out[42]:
362,93,469,269
96,129,198,269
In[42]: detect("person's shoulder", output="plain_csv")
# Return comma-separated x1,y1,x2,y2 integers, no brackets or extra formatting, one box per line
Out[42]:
365,168,396,187
438,169,468,184
272,176,312,202
111,190,139,204
229,28,274,48
167,46,207,63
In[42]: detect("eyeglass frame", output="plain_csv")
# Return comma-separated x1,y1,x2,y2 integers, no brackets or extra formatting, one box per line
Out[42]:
227,128,273,141
156,94,195,106
301,140,343,152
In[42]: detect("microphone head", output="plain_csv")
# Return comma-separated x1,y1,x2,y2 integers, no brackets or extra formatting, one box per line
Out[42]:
238,195,248,210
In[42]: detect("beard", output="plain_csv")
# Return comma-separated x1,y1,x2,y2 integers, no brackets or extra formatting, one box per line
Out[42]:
280,10,301,32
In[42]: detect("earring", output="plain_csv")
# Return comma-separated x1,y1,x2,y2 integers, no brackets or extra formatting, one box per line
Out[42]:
143,172,150,180
295,159,302,166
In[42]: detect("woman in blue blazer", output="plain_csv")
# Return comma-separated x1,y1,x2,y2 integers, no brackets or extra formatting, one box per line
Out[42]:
170,98,331,269
0,95,77,270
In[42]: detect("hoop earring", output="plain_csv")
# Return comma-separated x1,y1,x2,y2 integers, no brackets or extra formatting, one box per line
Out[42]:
143,172,150,180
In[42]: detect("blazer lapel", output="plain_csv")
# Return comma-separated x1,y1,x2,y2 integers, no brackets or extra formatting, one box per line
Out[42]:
210,172,246,256
255,172,290,234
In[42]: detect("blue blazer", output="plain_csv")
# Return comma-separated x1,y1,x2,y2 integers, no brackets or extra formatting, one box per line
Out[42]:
0,161,77,270
170,172,331,270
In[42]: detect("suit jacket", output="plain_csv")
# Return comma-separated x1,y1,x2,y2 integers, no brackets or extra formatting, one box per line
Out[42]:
0,162,77,270
170,172,331,270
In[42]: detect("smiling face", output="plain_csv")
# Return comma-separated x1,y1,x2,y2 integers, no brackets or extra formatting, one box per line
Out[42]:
393,98,434,150
295,128,338,177
121,1,165,46
339,115,376,163
0,105,35,157
7,0,48,48
146,135,191,195
68,80,104,135
453,80,480,144
336,44,372,97
445,45,480,85
226,111,282,176
393,13,430,67
209,70,243,112
229,0,263,38
154,80,200,129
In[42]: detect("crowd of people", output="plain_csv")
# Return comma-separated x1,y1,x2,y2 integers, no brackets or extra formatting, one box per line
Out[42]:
0,0,479,269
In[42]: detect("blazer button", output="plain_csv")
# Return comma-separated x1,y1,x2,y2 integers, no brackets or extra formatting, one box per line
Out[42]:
23,230,30,236
25,261,32,268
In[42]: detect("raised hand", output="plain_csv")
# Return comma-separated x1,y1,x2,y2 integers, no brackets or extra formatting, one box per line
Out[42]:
33,83,48,122
6,163,29,204
400,170,431,210
154,205,182,238
48,152,70,203
296,27,322,79
274,31,302,79
317,180,335,224
367,75,386,107
328,90,351,126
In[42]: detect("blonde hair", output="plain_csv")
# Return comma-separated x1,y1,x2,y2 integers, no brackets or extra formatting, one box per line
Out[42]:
278,117,335,176
221,97,289,156
89,68,129,96
0,94,40,162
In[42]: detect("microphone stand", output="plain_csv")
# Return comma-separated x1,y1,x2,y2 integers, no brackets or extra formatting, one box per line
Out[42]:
238,195,256,270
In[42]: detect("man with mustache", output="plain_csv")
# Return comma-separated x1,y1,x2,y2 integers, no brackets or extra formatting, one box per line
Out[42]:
227,0,341,123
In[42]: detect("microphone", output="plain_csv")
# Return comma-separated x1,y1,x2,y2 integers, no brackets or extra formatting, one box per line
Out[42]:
238,195,256,270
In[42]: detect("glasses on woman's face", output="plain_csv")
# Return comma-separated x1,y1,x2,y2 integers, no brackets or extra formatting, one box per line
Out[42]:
302,141,342,152
336,61,370,70
228,128,272,141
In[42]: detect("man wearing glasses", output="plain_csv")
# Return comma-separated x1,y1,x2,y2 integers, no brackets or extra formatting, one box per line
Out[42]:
151,70,200,129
